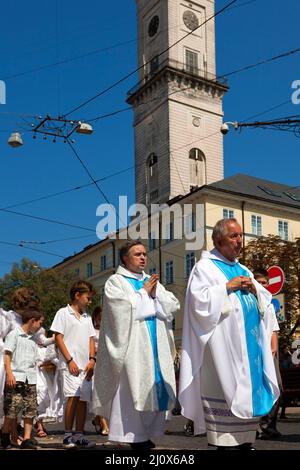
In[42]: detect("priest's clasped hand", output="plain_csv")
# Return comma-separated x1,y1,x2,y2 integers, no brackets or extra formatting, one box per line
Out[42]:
143,274,159,298
226,276,256,295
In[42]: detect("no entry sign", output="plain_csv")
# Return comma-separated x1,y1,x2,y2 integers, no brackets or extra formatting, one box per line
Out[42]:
267,266,285,295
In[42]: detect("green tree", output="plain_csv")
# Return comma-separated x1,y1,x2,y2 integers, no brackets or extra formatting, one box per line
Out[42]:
243,236,300,352
0,258,99,329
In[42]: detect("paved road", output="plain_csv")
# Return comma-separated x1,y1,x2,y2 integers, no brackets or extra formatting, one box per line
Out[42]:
6,408,299,451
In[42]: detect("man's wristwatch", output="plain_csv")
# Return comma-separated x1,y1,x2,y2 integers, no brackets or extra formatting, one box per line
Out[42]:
66,357,73,365
89,356,96,363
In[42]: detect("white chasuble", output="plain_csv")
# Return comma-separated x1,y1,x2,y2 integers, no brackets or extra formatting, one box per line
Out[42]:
179,249,279,443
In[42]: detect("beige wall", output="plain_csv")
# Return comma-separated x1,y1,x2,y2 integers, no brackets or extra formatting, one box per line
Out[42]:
205,196,300,250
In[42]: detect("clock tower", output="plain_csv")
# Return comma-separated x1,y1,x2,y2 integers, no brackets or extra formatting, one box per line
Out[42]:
127,0,228,205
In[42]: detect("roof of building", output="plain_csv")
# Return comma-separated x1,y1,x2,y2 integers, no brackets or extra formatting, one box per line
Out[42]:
206,173,300,209
53,173,300,268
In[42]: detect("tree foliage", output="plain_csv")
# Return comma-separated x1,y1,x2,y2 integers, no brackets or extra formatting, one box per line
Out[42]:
242,235,300,351
0,258,99,329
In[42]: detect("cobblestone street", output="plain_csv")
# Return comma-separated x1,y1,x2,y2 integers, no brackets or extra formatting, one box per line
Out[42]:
3,408,299,451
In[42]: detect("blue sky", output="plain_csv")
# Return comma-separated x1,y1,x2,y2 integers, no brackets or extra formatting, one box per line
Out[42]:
0,0,299,277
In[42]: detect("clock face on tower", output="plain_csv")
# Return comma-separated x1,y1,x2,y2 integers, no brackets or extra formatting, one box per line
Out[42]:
148,15,160,37
183,10,199,31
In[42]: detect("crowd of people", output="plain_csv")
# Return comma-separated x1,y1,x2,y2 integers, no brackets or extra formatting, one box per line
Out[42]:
0,218,291,450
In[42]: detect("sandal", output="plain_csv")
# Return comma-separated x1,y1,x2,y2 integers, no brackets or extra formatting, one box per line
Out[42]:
92,419,102,435
101,429,109,436
34,422,48,438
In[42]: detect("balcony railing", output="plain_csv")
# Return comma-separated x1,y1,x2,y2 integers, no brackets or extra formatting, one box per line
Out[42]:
127,58,228,97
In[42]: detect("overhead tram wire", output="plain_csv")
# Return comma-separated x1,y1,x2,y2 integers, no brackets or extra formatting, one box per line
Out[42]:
2,0,259,84
2,20,188,82
0,207,95,232
217,46,300,81
67,140,128,229
63,0,239,117
238,99,292,123
0,87,297,222
67,140,113,207
19,234,97,245
0,99,295,213
1,166,134,211
87,58,298,126
2,112,298,235
0,241,65,259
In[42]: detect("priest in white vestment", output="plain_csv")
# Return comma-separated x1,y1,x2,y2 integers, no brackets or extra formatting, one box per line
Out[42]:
179,218,279,450
92,241,180,450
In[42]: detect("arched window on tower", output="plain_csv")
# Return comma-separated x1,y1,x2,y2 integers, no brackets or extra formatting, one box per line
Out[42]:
146,153,159,203
189,148,206,189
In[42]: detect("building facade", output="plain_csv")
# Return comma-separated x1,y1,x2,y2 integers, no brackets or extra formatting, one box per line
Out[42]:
54,174,300,344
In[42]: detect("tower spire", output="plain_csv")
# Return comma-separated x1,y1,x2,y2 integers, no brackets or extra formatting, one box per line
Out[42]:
127,0,228,205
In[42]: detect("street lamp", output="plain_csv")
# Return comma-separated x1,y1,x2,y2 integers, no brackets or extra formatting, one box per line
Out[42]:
76,122,93,135
8,132,23,147
7,115,94,147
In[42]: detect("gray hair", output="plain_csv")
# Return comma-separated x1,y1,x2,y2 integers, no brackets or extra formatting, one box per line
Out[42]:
212,218,238,247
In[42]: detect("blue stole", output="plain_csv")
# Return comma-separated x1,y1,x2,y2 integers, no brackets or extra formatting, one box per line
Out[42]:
211,259,274,416
122,275,169,411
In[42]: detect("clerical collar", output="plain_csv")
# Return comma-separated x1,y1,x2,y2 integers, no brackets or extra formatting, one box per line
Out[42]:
209,248,238,266
117,265,146,280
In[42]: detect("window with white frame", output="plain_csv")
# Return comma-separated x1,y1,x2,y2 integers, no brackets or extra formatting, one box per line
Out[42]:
251,215,262,236
148,232,156,251
86,262,93,277
185,49,199,75
185,212,196,234
278,220,288,240
223,208,234,219
185,252,195,277
149,267,157,275
100,255,107,272
165,260,174,284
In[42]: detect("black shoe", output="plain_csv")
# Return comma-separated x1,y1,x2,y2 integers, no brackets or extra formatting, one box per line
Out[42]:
147,440,155,448
184,423,194,436
30,436,39,445
238,443,256,450
20,439,38,450
1,432,11,449
130,440,156,450
217,445,240,450
261,427,282,439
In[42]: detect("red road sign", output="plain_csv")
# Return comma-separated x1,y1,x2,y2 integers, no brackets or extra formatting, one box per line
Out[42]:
267,266,285,295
